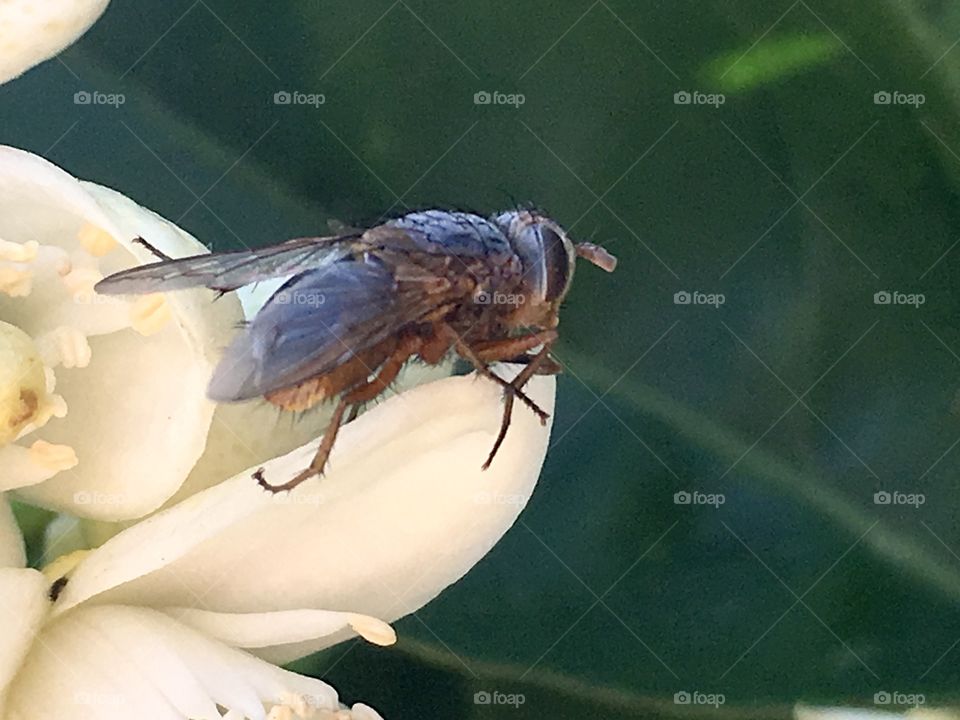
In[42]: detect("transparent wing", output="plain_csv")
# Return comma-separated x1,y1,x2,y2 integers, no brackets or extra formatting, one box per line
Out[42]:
94,235,358,294
207,255,442,402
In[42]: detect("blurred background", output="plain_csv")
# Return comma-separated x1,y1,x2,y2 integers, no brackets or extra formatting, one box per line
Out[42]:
4,1,960,717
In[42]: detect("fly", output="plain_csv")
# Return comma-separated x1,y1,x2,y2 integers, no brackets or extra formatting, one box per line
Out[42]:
95,209,617,492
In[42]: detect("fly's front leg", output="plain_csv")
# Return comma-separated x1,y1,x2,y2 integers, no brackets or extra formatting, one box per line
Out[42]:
480,344,554,470
255,336,421,493
455,333,555,424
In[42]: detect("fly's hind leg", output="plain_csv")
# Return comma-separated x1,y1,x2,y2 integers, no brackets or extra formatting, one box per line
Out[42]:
255,336,421,493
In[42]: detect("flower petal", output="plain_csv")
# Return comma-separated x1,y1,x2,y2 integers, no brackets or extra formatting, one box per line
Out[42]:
162,607,396,649
0,147,243,519
0,567,47,712
3,604,355,720
55,368,554,662
0,495,26,568
0,1,110,84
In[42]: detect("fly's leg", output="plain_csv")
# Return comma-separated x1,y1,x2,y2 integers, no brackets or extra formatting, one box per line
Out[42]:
481,345,554,470
133,236,173,261
254,336,420,493
455,332,556,424
470,331,562,374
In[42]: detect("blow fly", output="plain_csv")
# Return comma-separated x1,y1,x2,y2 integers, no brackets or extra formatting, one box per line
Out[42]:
95,209,617,492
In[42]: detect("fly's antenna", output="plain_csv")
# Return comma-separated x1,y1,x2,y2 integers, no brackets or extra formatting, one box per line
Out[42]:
576,242,617,272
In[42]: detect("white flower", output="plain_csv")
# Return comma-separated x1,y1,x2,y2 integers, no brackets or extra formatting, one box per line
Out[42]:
0,146,245,520
0,0,110,84
0,146,453,521
0,369,555,718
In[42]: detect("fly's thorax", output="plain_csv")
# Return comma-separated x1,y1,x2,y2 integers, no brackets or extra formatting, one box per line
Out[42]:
493,210,576,326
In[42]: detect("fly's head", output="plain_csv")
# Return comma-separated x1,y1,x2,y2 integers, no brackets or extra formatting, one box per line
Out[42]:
494,209,617,329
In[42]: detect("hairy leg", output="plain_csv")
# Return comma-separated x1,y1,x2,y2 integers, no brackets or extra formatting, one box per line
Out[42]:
454,338,551,423
481,344,554,470
254,335,421,493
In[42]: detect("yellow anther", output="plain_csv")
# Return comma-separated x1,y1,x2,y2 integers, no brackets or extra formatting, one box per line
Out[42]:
130,293,171,336
0,266,32,297
28,440,78,472
347,613,397,646
37,327,92,369
61,266,103,300
77,224,118,257
0,238,38,263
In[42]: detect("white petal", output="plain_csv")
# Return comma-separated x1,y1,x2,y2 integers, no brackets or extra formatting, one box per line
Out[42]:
168,357,455,505
0,568,47,711
0,147,243,519
4,605,347,720
0,494,26,568
163,607,395,649
0,0,109,84
55,368,554,662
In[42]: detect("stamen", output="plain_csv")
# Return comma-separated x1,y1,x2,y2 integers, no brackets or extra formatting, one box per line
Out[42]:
77,223,118,257
36,327,92,369
0,266,32,297
29,440,78,472
347,613,397,646
61,267,103,302
0,238,38,263
130,294,171,335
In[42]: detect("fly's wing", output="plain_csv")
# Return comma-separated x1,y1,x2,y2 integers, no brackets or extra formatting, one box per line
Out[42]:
207,255,441,402
94,235,358,295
